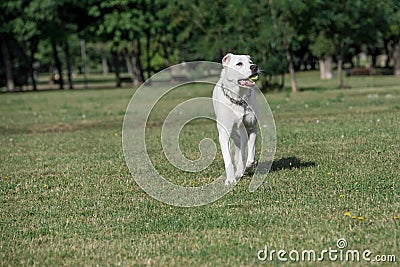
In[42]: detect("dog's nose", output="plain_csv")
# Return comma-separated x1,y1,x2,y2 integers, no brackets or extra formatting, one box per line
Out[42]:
250,64,258,72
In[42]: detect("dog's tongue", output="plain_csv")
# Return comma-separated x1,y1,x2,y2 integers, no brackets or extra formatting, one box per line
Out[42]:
239,79,255,87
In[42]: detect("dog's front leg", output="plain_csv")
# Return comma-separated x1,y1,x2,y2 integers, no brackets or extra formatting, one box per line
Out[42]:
217,124,236,185
233,128,247,179
246,129,257,169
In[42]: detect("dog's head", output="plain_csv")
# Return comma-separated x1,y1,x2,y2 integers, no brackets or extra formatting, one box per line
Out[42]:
221,53,259,87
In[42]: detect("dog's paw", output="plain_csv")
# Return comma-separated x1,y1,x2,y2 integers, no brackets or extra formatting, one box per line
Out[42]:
244,161,258,176
224,177,237,186
235,170,244,179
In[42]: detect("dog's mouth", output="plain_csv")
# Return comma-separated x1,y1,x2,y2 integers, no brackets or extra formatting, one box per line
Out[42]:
238,73,259,87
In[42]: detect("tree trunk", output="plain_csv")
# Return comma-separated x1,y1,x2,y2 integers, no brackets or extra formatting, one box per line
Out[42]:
384,39,392,68
29,55,37,91
319,57,333,80
371,51,378,69
145,30,151,80
125,54,133,77
337,40,345,88
63,41,73,89
102,54,109,75
280,73,285,89
51,41,64,89
49,65,55,87
130,53,143,86
337,57,343,87
319,60,326,79
285,49,298,93
80,40,88,88
269,0,297,93
161,42,170,67
145,0,155,79
393,40,400,76
125,53,140,86
28,39,38,91
134,39,145,83
0,35,15,91
112,52,121,88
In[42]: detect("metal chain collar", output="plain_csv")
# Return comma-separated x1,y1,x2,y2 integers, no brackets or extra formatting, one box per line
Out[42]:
220,82,249,109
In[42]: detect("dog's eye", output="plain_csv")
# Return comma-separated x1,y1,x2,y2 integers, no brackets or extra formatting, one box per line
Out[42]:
236,62,243,66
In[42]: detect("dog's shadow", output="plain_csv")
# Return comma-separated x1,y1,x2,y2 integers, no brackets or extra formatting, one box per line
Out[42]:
256,157,316,174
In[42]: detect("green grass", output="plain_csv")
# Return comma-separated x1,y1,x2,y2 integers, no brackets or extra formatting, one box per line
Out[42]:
1,72,399,266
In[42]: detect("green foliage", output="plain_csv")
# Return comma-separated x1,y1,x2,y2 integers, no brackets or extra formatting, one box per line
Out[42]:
1,0,400,90
309,33,335,59
308,0,396,58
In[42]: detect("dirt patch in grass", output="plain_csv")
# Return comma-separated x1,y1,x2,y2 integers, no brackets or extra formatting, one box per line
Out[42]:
27,120,120,134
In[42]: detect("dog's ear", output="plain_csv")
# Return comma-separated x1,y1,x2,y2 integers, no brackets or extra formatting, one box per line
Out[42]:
222,53,233,67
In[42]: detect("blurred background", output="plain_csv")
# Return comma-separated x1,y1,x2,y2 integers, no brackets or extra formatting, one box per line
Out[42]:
1,0,399,92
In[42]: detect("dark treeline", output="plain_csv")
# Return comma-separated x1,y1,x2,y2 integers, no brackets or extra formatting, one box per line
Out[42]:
1,0,400,93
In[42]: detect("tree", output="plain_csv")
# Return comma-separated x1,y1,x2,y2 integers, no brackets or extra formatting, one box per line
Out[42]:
383,0,400,75
1,0,399,92
166,0,292,92
309,0,393,86
22,0,66,89
310,1,353,88
268,0,303,93
309,33,335,80
0,35,15,91
0,1,21,91
87,0,147,86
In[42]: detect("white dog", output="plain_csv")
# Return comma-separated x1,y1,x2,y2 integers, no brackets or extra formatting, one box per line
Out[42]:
213,53,259,185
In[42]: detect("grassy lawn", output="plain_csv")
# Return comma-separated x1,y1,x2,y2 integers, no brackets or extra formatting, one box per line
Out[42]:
1,72,399,266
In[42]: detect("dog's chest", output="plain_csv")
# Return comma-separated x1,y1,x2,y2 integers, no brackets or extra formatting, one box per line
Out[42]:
243,109,256,128
230,101,257,129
